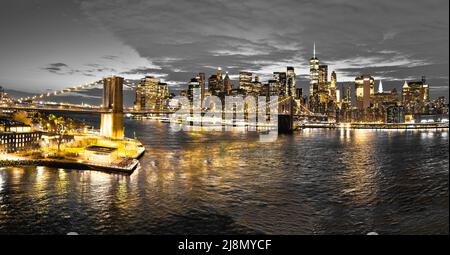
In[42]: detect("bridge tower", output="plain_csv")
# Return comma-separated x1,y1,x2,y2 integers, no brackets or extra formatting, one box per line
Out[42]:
100,76,124,140
278,96,294,133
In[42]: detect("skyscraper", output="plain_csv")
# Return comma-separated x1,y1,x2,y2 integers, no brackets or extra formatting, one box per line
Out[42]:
188,77,200,101
199,72,206,102
330,71,337,101
309,43,320,96
223,72,233,95
217,67,223,90
318,65,328,91
402,77,430,114
268,79,281,96
355,75,375,110
286,66,296,97
402,77,430,105
239,71,253,93
208,74,218,94
134,76,169,111
273,72,287,95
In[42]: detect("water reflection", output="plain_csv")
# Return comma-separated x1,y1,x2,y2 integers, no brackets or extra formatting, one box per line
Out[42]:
0,120,448,234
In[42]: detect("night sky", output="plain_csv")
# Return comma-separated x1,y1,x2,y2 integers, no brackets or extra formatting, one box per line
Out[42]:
1,0,448,99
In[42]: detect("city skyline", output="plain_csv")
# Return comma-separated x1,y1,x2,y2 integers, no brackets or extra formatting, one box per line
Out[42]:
0,0,448,238
0,0,448,98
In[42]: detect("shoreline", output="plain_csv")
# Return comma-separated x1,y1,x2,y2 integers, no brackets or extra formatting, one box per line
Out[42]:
296,122,449,130
0,148,145,174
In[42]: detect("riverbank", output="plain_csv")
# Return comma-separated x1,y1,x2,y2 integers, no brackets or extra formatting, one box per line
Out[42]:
0,158,140,174
296,122,449,130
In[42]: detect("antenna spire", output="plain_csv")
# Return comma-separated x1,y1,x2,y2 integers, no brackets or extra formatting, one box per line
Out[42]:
378,80,383,93
313,42,316,58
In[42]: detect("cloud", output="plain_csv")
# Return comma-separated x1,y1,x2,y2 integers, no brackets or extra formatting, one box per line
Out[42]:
42,63,77,75
2,0,447,98
78,0,448,98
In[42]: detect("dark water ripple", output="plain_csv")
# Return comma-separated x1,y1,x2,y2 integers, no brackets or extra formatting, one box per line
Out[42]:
0,116,448,234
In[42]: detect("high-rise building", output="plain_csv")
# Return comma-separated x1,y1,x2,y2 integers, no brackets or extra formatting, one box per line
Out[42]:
188,77,200,101
217,67,223,90
101,76,124,140
346,84,352,105
355,75,375,110
318,65,328,91
273,72,287,95
286,66,296,97
251,75,263,95
239,71,253,93
268,79,281,96
386,105,405,123
198,72,206,102
134,76,169,111
330,71,337,101
208,74,218,94
372,88,399,109
336,89,341,103
223,72,233,95
402,77,430,106
309,43,320,96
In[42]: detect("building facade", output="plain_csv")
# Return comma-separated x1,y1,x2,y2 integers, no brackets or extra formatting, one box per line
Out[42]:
134,76,169,111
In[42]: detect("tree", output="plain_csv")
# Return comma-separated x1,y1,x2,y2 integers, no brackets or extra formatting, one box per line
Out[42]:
55,117,66,153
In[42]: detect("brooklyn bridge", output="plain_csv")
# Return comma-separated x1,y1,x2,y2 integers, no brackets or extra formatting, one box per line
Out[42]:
0,77,320,118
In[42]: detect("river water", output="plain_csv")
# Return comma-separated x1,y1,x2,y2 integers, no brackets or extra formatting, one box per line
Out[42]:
0,115,448,234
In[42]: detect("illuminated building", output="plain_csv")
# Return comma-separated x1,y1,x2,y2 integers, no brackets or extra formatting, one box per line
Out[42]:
414,113,449,123
430,96,449,114
0,86,13,106
345,84,352,105
309,43,320,96
0,132,42,153
273,72,287,95
402,77,430,114
251,75,263,96
336,89,341,103
268,79,281,96
100,76,124,140
318,65,328,91
355,75,375,110
0,118,41,153
134,76,169,111
187,77,201,101
239,71,253,93
286,67,296,97
336,84,353,123
208,75,219,95
199,73,206,102
217,67,223,90
329,71,337,102
372,88,399,109
223,72,233,95
0,118,32,133
386,105,405,123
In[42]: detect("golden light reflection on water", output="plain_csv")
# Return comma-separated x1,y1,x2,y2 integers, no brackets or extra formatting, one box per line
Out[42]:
0,170,4,195
54,168,69,196
337,130,379,206
0,121,447,234
33,166,48,196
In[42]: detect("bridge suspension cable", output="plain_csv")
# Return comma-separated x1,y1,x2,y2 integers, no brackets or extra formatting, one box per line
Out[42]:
17,80,103,102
